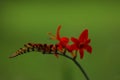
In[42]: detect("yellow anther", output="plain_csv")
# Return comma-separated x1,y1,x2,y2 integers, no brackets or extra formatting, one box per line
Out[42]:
48,32,57,40
70,52,76,58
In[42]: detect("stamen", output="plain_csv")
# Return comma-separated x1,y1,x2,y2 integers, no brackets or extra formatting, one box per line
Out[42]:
70,52,76,58
48,32,57,40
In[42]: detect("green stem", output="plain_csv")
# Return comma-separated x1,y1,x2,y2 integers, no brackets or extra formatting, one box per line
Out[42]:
72,59,90,80
58,53,90,80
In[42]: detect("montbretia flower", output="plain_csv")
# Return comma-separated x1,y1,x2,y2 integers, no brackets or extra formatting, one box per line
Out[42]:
56,25,69,50
48,26,92,59
70,29,92,59
48,25,69,51
48,25,77,58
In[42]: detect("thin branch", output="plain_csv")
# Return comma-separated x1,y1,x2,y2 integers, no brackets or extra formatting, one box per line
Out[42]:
72,59,90,80
55,52,90,80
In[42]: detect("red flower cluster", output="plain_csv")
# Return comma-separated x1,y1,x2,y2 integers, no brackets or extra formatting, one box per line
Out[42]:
56,25,69,50
49,25,92,59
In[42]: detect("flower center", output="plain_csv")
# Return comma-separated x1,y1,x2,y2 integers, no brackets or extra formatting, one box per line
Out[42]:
79,43,84,48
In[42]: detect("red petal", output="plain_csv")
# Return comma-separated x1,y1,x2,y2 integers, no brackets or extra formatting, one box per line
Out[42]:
79,49,84,59
57,43,63,50
71,44,78,50
86,39,91,44
71,37,79,44
79,29,88,42
59,37,69,48
85,45,92,54
66,45,72,52
66,44,78,52
56,25,61,40
61,37,69,44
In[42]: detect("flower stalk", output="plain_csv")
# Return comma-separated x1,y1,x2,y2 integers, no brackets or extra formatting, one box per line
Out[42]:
55,52,90,80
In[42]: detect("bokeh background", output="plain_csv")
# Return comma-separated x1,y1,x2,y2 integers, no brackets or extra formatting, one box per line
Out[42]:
0,0,120,80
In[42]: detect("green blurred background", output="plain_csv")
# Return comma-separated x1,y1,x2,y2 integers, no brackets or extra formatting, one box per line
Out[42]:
0,0,120,80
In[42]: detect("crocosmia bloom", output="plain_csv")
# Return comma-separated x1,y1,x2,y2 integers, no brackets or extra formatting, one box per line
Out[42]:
56,25,69,50
70,29,92,59
48,25,69,52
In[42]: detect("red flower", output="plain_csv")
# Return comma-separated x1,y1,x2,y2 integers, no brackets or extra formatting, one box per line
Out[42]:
56,25,69,50
70,29,92,59
48,25,69,51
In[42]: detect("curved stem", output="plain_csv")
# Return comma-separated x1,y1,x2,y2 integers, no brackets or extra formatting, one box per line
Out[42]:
56,53,90,80
72,59,90,80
